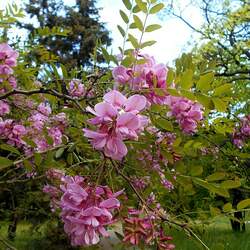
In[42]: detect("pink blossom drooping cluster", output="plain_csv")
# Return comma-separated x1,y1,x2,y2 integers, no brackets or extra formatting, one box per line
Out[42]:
0,119,26,147
112,53,168,105
233,115,250,148
67,79,85,98
165,96,203,134
136,129,179,190
59,175,121,246
27,102,67,152
123,209,175,250
0,102,67,154
0,43,18,116
83,90,148,160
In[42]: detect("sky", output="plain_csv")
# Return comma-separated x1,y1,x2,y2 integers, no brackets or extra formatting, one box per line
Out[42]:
0,0,204,65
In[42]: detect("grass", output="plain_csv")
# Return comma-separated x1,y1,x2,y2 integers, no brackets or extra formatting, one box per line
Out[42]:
169,217,250,250
0,216,250,250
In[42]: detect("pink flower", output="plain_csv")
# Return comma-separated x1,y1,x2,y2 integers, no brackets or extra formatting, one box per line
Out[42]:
0,64,13,75
112,54,168,104
166,96,203,134
46,168,65,180
58,176,121,246
112,65,132,84
68,79,85,97
37,102,52,116
0,101,10,116
233,115,250,148
0,43,19,67
83,90,148,160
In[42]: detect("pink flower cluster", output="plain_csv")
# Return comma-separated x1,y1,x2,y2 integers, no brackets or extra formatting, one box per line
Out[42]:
67,79,85,98
0,119,26,147
112,53,168,104
165,96,203,134
0,43,18,80
59,176,121,246
83,90,148,160
0,100,10,116
233,115,250,148
0,102,67,154
0,43,18,116
136,129,179,190
27,103,67,152
123,209,175,249
131,176,150,190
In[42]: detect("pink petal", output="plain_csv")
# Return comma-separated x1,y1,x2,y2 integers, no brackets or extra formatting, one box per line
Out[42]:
117,113,140,130
104,90,127,108
100,198,120,209
124,95,146,112
94,102,117,118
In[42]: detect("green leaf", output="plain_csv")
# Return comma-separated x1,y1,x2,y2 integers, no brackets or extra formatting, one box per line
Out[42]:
223,203,232,213
128,34,139,48
196,72,214,92
212,98,228,112
167,88,180,96
120,10,129,24
196,94,214,110
221,180,241,189
141,40,156,48
213,84,232,96
207,172,226,182
132,5,140,13
0,144,20,155
161,149,174,164
101,47,110,63
34,153,43,166
122,55,133,67
180,69,193,89
67,153,73,165
129,22,137,29
133,15,144,31
193,178,230,197
155,118,173,131
149,3,164,14
122,0,132,10
117,25,126,37
190,165,203,177
0,157,13,168
60,64,68,79
210,206,221,216
145,24,161,32
55,148,65,159
135,0,147,13
180,89,196,101
166,68,175,86
23,159,33,171
237,199,250,210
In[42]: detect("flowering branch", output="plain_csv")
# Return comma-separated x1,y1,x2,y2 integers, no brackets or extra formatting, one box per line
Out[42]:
0,88,87,114
111,159,210,250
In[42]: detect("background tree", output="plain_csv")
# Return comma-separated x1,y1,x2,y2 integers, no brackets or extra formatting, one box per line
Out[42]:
164,0,250,113
162,0,250,232
20,0,112,69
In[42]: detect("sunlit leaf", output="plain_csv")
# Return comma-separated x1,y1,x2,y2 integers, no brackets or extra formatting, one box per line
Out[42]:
145,24,161,32
149,3,164,14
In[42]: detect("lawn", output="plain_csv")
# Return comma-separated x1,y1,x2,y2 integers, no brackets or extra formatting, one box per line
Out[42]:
0,216,249,250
